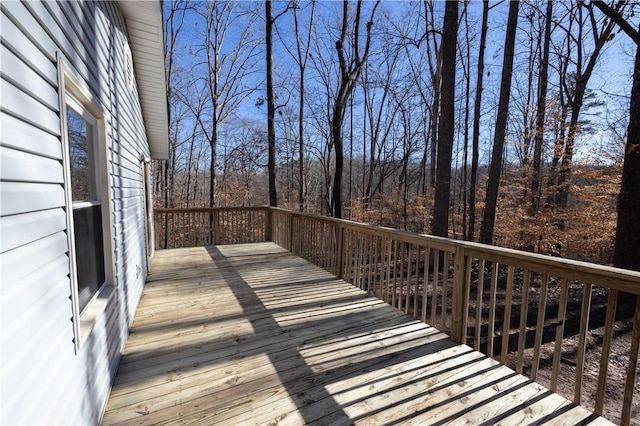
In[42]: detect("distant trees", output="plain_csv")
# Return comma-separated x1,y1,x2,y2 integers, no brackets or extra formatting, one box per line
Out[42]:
158,0,639,266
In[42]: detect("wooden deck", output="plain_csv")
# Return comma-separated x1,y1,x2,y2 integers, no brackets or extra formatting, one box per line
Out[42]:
102,242,612,425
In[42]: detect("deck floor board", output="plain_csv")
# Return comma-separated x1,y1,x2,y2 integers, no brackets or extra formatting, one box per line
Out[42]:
102,242,610,425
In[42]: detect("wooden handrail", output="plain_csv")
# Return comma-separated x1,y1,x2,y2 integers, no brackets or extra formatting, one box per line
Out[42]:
154,206,640,425
267,207,640,293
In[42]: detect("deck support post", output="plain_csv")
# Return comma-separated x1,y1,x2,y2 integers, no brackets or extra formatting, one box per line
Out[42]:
451,245,468,343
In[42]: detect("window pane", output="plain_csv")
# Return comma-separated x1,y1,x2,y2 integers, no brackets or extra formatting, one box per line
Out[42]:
67,107,97,202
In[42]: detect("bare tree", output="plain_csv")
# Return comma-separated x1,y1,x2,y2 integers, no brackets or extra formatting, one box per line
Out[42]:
266,0,277,206
186,0,261,208
480,0,519,245
529,1,553,216
468,0,489,241
331,0,380,218
431,0,458,238
549,2,620,215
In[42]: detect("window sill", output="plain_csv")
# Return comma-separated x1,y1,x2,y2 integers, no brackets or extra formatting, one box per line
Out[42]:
77,285,115,350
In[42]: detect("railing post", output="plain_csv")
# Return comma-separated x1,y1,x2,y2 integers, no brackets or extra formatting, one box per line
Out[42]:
213,209,221,245
336,226,345,279
287,212,294,252
265,208,272,242
451,245,469,343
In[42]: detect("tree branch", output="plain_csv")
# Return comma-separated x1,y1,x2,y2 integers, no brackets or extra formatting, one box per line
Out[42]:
592,1,640,45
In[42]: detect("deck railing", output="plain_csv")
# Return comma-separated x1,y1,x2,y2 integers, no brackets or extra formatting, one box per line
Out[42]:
155,207,269,249
155,206,640,425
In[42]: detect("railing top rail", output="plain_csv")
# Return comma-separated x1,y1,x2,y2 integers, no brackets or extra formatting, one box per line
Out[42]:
269,207,640,294
155,206,269,214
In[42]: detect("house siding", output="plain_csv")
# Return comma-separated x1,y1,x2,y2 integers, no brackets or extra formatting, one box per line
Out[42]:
1,1,154,424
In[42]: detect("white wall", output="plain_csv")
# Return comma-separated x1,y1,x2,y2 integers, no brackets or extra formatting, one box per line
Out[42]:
1,1,153,423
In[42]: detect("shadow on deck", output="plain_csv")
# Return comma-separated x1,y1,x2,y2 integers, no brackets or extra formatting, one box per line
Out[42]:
102,242,611,425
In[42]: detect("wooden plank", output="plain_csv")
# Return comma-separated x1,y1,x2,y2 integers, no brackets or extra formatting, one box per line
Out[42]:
595,288,618,414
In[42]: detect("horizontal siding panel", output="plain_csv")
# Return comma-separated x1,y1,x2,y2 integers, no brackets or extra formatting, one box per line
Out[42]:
0,146,64,184
0,208,67,253
0,111,62,158
1,254,69,328
0,231,69,288
1,273,70,344
27,1,100,88
0,2,57,62
0,78,60,135
0,181,65,216
0,11,58,86
1,44,59,110
1,296,75,424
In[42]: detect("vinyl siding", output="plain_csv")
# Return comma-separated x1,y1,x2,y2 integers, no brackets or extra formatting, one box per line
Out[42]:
0,1,154,424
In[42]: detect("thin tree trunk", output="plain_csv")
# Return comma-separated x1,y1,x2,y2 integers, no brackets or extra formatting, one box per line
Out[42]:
480,0,519,245
529,1,552,216
431,0,458,237
266,0,277,207
468,0,488,241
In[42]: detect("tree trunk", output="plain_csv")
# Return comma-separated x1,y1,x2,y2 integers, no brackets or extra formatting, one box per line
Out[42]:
266,0,277,207
480,0,519,245
468,0,488,241
614,39,640,271
331,0,379,219
431,0,458,237
529,1,552,216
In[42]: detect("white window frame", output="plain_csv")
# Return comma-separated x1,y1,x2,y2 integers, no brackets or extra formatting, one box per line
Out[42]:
58,57,116,351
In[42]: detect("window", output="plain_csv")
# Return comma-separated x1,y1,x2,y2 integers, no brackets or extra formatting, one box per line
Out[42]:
59,59,114,350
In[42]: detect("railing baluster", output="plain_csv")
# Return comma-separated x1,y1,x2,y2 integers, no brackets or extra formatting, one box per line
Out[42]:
392,241,399,309
551,277,569,392
416,245,422,318
488,262,498,358
621,296,640,426
405,244,413,314
501,265,515,364
475,259,486,351
595,288,618,414
461,254,472,345
531,273,549,382
516,270,530,374
384,238,394,304
398,242,406,311
422,246,430,324
574,282,592,405
431,248,440,327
